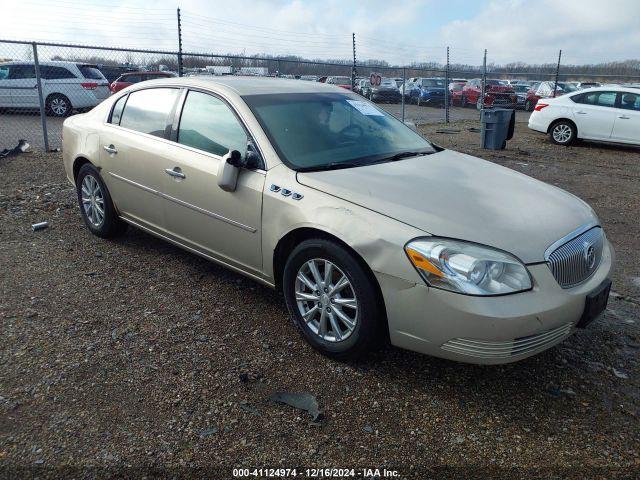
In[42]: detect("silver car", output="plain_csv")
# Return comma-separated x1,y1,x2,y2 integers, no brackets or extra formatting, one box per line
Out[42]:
62,77,614,364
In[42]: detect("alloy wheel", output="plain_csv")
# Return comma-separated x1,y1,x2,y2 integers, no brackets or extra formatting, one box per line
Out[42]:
50,97,68,116
294,258,358,343
552,124,572,143
81,175,105,227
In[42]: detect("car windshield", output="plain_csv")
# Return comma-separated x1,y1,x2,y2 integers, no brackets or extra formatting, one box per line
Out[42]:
514,85,530,93
78,65,105,80
422,79,444,87
244,92,435,171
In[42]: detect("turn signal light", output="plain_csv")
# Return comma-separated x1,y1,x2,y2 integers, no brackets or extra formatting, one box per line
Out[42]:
80,82,98,90
534,103,549,111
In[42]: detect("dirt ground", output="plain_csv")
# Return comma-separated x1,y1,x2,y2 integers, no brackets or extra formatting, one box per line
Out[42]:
0,122,638,479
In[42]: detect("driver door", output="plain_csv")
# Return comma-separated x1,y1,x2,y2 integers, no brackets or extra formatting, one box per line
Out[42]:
162,89,266,274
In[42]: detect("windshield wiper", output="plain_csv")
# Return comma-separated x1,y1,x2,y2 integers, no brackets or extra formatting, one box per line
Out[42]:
369,150,432,164
297,161,368,172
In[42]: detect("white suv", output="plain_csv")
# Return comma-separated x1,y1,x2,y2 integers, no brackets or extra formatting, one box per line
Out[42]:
0,61,110,116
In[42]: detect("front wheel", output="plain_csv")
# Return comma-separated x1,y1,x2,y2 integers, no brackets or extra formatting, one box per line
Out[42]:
282,239,383,360
549,121,576,146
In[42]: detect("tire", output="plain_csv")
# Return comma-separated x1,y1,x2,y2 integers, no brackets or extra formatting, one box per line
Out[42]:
76,163,127,238
282,238,383,360
46,93,72,117
549,120,576,146
462,95,469,108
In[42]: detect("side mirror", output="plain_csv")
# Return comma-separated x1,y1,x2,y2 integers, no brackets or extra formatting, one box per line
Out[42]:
245,142,263,170
218,150,242,192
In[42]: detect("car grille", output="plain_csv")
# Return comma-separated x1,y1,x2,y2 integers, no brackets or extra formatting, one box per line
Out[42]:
441,322,573,359
547,227,603,288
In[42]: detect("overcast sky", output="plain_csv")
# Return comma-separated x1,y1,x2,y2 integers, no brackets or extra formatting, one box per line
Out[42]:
1,0,639,66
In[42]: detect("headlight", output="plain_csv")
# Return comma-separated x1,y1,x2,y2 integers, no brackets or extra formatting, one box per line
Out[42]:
405,238,532,296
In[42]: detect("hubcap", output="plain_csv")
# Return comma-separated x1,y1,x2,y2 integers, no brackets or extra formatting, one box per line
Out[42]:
51,98,68,115
553,124,572,143
294,258,358,343
81,175,105,227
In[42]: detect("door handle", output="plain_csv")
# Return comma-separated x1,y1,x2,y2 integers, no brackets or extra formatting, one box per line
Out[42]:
103,145,118,154
165,167,185,179
575,111,587,114
618,115,630,119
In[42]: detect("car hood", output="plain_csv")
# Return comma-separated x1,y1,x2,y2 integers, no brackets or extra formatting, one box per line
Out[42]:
296,150,597,263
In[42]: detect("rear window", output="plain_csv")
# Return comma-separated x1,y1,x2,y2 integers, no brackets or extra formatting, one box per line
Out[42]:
78,65,105,80
119,88,179,137
119,74,141,83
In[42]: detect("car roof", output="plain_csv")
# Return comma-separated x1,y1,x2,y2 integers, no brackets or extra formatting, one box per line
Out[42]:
574,86,640,94
127,75,347,95
121,71,173,75
0,60,82,67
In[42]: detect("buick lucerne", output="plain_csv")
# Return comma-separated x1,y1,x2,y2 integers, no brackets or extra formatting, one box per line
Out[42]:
62,77,614,364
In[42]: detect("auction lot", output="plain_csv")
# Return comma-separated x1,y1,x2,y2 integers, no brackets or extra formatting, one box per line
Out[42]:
0,104,533,151
1,122,638,478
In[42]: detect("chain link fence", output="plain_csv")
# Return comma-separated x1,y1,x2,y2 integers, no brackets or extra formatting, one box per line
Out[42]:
2,39,640,151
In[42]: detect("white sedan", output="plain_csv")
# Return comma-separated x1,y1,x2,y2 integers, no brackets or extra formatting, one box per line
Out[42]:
528,86,640,146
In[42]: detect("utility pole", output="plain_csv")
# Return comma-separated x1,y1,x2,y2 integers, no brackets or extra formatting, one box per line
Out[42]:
177,7,183,77
480,49,487,112
445,46,450,123
553,49,562,97
32,42,49,152
352,32,357,90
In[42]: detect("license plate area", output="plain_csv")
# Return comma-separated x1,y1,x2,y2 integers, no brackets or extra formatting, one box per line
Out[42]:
576,279,611,329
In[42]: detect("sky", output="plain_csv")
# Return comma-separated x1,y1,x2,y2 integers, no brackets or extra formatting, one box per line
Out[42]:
1,0,639,66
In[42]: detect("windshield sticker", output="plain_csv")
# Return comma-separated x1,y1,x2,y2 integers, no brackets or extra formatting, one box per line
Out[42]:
346,100,385,116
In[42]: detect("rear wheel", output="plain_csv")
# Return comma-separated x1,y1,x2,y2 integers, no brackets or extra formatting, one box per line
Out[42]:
282,238,382,360
76,163,127,238
46,93,72,117
549,120,576,146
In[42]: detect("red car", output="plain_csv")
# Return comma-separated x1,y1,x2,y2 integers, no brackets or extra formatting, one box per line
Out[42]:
109,71,176,94
448,82,466,106
326,76,352,90
524,81,579,111
460,78,518,109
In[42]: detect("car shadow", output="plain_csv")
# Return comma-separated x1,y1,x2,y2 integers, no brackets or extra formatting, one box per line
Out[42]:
116,224,620,430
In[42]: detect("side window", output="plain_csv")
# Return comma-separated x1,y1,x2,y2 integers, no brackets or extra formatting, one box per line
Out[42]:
0,66,8,79
8,64,36,80
41,66,76,80
119,88,179,137
579,91,617,107
110,95,128,125
177,91,248,157
618,92,640,111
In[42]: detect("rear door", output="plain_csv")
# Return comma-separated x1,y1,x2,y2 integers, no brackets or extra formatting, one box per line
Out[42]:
162,89,266,274
7,64,38,107
0,64,12,107
570,91,617,140
611,92,640,144
99,87,181,233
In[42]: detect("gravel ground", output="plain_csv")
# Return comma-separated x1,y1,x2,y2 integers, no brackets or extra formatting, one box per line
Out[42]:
0,123,638,479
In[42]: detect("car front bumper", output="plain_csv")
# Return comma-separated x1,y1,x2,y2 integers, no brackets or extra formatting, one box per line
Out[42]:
377,237,614,364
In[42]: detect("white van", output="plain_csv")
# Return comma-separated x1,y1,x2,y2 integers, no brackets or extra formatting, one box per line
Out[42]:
0,61,110,116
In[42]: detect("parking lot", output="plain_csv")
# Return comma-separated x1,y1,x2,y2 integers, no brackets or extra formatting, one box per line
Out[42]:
0,104,533,151
1,120,638,477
